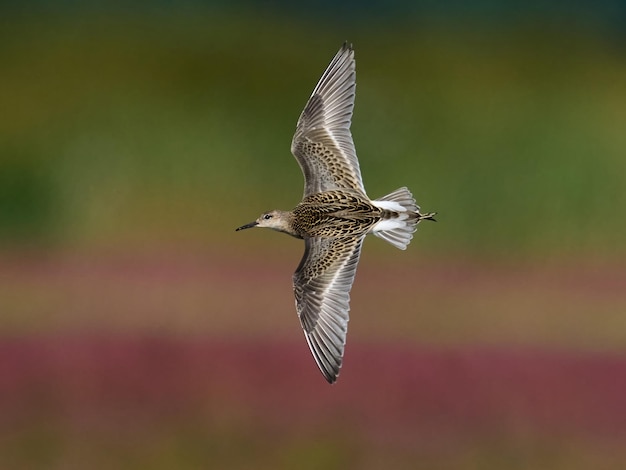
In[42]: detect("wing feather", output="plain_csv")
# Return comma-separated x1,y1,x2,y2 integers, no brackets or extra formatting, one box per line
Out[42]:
293,235,365,383
291,43,365,197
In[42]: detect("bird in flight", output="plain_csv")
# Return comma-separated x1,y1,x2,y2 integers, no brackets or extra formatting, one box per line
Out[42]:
236,43,435,383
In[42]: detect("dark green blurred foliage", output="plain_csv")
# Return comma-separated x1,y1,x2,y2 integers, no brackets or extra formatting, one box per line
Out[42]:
0,155,56,242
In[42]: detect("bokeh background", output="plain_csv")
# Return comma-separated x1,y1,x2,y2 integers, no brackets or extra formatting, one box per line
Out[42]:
2,1,626,468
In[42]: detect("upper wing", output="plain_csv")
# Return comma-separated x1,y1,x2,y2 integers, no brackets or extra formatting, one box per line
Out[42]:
290,43,365,197
293,235,365,383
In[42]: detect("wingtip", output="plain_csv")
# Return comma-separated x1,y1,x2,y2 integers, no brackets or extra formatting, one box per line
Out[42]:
303,330,344,384
321,355,342,383
321,364,340,384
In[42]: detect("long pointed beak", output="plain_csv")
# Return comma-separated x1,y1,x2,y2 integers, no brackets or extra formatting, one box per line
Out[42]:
235,221,258,231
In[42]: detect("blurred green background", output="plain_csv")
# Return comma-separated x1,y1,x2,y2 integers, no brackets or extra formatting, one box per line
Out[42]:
3,3,626,257
1,1,626,469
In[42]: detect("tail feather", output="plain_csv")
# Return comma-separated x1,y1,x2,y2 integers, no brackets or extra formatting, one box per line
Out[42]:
371,187,434,250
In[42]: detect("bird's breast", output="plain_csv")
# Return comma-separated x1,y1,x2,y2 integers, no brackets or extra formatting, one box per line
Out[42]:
293,198,381,238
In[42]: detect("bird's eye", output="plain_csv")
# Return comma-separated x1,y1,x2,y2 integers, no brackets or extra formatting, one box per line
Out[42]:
263,214,273,220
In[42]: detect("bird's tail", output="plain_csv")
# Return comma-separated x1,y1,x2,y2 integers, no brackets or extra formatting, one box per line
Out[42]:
371,187,436,250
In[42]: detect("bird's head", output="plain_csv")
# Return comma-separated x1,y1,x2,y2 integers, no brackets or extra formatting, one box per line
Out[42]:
236,210,292,233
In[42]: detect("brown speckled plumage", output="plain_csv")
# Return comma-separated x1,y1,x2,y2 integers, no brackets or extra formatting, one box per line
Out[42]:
292,191,381,238
236,43,436,383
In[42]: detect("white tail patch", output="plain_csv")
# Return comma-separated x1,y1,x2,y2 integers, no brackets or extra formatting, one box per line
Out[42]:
371,187,420,250
371,199,406,212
